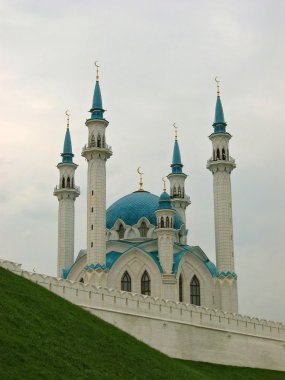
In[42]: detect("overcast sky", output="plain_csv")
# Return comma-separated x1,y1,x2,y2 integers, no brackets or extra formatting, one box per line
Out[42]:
0,0,284,322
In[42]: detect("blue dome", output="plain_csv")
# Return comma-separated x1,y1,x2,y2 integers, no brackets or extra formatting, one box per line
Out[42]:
106,191,183,230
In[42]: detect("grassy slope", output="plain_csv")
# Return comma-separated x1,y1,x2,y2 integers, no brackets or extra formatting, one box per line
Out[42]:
0,268,283,380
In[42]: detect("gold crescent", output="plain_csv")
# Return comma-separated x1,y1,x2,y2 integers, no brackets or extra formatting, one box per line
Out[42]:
162,177,166,182
137,167,143,175
215,76,219,83
65,110,70,117
95,61,100,68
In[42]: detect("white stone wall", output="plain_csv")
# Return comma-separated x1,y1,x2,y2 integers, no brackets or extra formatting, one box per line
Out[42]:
1,259,284,372
87,157,107,264
213,169,235,272
157,230,175,274
57,197,75,277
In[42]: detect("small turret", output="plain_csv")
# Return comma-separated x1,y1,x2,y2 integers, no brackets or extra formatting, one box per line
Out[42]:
167,124,190,231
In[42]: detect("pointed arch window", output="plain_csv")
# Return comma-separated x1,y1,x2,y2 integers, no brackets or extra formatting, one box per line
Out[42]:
62,177,65,188
102,135,105,148
97,134,101,148
166,216,170,228
90,134,95,147
179,274,183,302
121,271,131,292
178,186,182,197
173,186,177,197
71,178,74,188
222,148,226,160
190,275,200,306
67,177,71,188
117,223,125,239
141,270,151,296
139,221,148,237
160,217,165,228
79,278,84,283
217,149,220,160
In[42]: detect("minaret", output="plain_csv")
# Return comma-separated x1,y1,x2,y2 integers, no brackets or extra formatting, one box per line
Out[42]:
155,180,177,300
167,124,190,228
82,63,112,265
206,79,238,312
54,112,80,278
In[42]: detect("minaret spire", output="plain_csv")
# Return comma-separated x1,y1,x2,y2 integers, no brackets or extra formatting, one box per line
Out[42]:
207,78,238,312
89,61,105,120
54,112,80,277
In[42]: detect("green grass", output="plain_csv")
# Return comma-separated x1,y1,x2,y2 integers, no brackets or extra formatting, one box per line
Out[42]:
0,268,283,380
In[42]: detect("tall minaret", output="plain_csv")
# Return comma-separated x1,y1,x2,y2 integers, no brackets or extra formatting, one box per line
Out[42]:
206,79,238,312
54,112,80,278
82,63,112,265
167,125,191,229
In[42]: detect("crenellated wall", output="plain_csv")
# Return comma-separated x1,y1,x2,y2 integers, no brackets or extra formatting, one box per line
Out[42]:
1,259,284,372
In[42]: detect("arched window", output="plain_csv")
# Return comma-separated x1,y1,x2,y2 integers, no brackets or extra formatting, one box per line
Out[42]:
97,134,101,148
71,178,74,188
62,177,65,188
117,224,125,239
90,134,95,147
102,135,105,148
190,275,200,306
173,186,177,197
217,149,220,160
179,274,183,302
121,271,131,292
166,216,170,228
79,278,84,283
227,149,229,160
67,177,71,188
141,270,151,295
170,217,173,228
139,221,148,237
222,148,226,160
160,217,165,228
213,150,216,160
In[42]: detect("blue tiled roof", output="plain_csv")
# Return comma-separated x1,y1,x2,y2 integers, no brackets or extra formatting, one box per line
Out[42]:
89,81,105,120
173,245,217,277
213,96,227,133
171,140,183,174
106,191,184,229
157,192,173,210
61,128,74,163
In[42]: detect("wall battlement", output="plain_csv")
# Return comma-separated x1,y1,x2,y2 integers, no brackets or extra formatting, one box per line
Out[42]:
1,259,284,371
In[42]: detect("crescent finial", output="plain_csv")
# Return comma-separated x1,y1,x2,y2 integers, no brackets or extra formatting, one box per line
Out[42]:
162,177,167,192
94,60,100,81
173,122,178,140
137,167,144,191
215,76,220,96
65,110,70,128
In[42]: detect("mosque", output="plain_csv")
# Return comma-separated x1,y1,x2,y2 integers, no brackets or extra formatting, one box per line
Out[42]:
53,68,238,313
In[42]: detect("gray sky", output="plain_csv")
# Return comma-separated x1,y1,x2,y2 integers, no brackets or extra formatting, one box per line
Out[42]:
0,0,284,322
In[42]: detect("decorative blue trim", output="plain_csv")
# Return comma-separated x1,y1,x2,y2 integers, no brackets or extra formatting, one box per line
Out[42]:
217,271,237,278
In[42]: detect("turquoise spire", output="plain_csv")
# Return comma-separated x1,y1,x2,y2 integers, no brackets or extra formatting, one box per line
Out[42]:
158,191,173,210
213,78,227,133
61,113,74,163
171,126,183,174
89,63,105,120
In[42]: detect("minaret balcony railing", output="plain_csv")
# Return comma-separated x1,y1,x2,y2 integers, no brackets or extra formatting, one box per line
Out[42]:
82,143,112,152
54,185,80,192
207,156,235,164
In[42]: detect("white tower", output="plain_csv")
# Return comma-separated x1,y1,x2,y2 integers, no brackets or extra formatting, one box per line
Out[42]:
155,184,177,299
54,114,80,278
206,80,238,312
167,126,190,236
82,65,112,266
